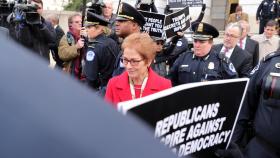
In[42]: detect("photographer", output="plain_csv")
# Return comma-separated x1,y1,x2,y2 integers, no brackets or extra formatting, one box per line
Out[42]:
11,0,56,61
0,0,14,28
232,50,280,157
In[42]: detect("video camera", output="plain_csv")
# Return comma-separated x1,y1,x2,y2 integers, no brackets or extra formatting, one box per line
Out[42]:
13,0,41,25
86,0,105,15
0,0,14,16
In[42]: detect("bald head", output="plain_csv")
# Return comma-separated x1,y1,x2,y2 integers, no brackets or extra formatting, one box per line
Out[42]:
46,14,60,27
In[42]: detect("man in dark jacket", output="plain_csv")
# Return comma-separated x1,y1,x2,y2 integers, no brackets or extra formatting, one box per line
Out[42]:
213,22,253,78
11,0,56,61
47,14,65,68
238,20,259,68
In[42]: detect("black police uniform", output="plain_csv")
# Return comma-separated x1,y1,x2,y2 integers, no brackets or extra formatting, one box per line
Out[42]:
169,49,237,86
256,0,280,34
233,51,280,158
169,22,237,86
84,12,120,94
151,35,189,78
112,2,146,77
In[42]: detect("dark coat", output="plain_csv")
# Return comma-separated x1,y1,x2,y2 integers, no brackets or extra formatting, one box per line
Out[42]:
213,44,253,77
84,34,119,90
245,37,259,68
169,48,238,86
50,25,65,67
233,51,280,157
15,17,56,60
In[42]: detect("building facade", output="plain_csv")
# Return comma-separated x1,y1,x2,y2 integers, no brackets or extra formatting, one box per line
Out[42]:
43,0,263,33
43,0,70,11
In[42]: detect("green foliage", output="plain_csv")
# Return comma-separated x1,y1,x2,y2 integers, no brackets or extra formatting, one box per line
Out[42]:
64,0,82,11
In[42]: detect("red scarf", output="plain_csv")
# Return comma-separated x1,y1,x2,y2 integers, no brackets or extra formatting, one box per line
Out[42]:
69,28,85,81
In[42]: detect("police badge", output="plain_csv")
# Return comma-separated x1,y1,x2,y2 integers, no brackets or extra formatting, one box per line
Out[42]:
208,62,214,70
86,51,95,61
275,63,280,69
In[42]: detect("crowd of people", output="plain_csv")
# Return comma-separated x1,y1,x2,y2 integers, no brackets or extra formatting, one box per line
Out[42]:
0,0,280,157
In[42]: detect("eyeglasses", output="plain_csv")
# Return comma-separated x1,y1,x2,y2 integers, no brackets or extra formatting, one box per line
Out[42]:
120,57,144,66
224,33,239,38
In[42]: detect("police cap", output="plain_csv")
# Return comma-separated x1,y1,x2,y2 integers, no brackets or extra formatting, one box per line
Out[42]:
151,36,165,43
116,2,145,27
85,11,110,27
191,22,219,40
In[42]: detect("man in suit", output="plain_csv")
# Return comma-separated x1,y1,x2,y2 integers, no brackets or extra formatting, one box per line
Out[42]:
227,5,249,24
238,20,259,68
47,14,65,68
213,22,253,77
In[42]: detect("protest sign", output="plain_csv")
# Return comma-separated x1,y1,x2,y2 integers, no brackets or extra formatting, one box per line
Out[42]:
118,78,249,158
164,7,191,38
140,11,165,38
168,0,203,9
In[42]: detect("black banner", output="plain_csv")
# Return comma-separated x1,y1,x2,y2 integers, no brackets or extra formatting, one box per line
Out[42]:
140,11,165,38
118,79,249,158
168,0,203,9
164,7,191,38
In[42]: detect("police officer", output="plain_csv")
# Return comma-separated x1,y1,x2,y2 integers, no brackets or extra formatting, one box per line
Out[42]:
84,11,119,95
233,50,280,158
112,2,146,76
151,32,188,78
256,0,280,34
169,22,237,86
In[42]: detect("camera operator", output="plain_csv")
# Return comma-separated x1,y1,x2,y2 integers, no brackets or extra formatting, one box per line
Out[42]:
11,0,56,61
232,49,280,157
0,0,14,28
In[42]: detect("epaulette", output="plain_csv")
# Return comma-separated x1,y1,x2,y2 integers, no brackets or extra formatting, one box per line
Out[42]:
262,51,280,62
87,41,102,49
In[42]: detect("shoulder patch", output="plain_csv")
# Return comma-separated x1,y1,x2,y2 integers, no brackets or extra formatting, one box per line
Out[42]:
275,63,280,69
263,51,280,62
176,40,183,47
86,51,95,61
229,63,236,73
250,62,260,75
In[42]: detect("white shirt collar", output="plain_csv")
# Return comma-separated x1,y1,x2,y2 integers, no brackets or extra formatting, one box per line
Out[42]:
222,46,234,58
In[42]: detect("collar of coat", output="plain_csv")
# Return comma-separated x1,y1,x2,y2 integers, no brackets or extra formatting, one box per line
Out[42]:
116,67,163,91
